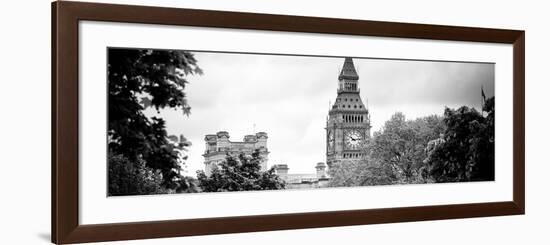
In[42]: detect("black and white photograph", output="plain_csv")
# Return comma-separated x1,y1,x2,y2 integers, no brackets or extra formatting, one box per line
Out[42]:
107,48,495,196
5,0,545,244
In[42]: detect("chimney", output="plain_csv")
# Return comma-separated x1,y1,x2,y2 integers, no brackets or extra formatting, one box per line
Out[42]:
274,164,289,179
316,162,327,179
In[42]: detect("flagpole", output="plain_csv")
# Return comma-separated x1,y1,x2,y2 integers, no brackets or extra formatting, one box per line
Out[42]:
481,85,486,117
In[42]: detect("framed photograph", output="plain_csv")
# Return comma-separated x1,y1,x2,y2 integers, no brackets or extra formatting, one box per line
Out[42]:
52,1,525,244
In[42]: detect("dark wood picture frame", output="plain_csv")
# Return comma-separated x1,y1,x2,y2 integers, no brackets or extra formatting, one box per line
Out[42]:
52,1,525,244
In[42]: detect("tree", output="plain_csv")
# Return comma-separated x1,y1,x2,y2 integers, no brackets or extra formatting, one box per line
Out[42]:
196,150,286,192
369,113,444,184
107,49,202,191
424,97,495,182
327,157,394,187
108,153,167,196
327,114,443,187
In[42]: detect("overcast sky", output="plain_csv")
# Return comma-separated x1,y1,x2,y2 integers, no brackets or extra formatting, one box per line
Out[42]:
144,51,494,176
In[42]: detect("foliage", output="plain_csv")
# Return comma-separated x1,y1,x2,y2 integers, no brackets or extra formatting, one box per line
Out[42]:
327,157,394,187
197,150,286,192
329,96,495,187
108,153,167,196
328,113,444,187
369,113,445,184
425,97,495,182
107,48,202,190
173,175,201,194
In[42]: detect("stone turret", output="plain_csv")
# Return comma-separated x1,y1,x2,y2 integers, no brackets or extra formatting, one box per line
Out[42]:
274,164,289,179
256,132,268,149
204,134,217,153
316,162,327,179
216,131,230,149
216,131,230,138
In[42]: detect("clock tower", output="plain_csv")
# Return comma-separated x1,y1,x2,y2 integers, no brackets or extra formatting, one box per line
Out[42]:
326,57,371,168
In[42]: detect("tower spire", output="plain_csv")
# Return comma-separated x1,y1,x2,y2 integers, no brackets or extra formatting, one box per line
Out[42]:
337,57,360,94
338,57,359,80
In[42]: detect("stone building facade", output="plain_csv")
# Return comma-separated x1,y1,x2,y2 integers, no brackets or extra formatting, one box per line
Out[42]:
201,131,330,188
326,57,372,167
202,131,269,176
274,162,330,189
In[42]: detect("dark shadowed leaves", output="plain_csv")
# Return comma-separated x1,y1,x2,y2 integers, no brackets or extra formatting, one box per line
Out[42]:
107,48,201,192
425,96,495,182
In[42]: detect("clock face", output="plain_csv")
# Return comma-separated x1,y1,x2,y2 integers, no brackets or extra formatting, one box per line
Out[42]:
345,130,363,149
327,130,334,151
